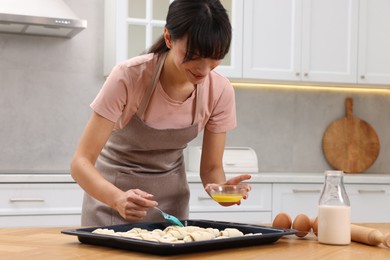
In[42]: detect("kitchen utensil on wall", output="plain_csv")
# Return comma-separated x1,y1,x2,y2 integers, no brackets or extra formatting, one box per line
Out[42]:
322,98,380,173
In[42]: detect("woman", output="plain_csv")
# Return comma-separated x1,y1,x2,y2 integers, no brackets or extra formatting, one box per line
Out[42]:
71,0,251,226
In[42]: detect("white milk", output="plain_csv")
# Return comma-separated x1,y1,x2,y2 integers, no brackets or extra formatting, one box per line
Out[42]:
318,205,351,245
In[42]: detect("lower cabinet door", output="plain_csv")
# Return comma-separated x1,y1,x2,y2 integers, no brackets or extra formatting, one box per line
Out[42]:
1,215,81,228
272,183,323,220
189,182,272,224
272,183,390,223
346,184,390,222
189,211,272,224
0,183,83,228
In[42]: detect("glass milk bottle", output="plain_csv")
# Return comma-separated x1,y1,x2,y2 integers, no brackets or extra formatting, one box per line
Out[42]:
318,170,351,245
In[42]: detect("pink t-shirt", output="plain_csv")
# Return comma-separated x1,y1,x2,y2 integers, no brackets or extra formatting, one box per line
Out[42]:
91,53,236,134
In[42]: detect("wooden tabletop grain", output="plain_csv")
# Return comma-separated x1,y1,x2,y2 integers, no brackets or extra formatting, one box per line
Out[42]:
0,223,389,259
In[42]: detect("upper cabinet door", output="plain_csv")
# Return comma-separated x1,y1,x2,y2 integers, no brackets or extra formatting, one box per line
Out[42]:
104,0,390,86
242,0,358,84
358,0,390,85
300,0,358,83
214,0,243,78
242,0,302,81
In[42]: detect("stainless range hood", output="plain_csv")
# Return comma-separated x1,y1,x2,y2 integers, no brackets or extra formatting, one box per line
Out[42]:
0,0,87,38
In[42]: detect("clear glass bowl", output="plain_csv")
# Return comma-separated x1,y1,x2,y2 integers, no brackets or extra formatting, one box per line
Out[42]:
208,184,248,203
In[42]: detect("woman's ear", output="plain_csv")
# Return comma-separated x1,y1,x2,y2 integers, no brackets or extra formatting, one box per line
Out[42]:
163,28,172,49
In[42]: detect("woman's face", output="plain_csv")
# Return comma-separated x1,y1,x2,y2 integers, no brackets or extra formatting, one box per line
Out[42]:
167,32,222,84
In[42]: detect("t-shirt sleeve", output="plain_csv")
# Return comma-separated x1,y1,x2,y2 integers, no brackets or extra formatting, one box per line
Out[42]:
90,64,130,123
205,80,237,133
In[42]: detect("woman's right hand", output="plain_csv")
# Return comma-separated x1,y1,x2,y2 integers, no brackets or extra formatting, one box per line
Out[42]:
71,113,159,222
114,189,158,221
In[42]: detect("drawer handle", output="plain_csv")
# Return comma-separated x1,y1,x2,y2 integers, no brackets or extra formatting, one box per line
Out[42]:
358,189,386,194
292,189,321,193
9,198,45,202
197,196,213,201
224,163,236,166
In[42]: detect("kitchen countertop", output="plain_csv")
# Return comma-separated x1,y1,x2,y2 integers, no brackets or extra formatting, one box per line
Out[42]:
1,171,390,184
186,172,390,184
0,171,74,183
0,223,389,259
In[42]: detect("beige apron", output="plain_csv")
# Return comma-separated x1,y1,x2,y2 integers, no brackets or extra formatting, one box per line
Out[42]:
81,52,201,226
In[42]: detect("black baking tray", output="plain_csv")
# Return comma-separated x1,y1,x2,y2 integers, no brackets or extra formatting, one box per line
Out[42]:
62,219,297,255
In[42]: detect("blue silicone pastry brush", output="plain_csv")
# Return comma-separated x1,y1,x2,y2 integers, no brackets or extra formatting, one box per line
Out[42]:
154,207,184,227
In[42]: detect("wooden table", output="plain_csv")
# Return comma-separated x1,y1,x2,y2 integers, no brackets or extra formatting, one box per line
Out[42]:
1,223,389,259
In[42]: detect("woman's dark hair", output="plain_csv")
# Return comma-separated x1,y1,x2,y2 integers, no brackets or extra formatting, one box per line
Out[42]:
148,0,232,62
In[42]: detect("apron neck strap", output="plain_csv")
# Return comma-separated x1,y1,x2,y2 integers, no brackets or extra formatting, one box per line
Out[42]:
192,84,201,125
137,52,167,117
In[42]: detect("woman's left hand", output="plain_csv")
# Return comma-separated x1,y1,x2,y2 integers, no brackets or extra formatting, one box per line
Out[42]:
205,174,252,206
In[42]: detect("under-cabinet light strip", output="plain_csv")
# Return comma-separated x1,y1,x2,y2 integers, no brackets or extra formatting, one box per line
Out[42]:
231,82,390,94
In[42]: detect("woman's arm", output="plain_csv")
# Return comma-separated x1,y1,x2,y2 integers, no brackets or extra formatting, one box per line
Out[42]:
199,128,227,185
70,112,157,220
199,129,251,205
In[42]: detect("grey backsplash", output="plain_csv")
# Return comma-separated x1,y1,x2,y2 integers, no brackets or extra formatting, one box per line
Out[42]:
189,88,390,174
1,0,389,174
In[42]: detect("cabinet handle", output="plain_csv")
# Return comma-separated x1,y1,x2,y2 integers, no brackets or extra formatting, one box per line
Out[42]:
292,189,321,193
358,189,385,194
9,198,45,202
197,196,213,201
295,72,300,76
360,75,365,79
304,73,308,77
224,163,236,166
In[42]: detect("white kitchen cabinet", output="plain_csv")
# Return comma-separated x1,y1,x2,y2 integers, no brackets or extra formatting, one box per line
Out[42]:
300,0,358,83
105,0,390,86
272,182,390,223
346,184,390,222
0,183,83,228
272,183,322,220
358,0,390,85
213,0,243,78
242,0,358,84
188,182,272,224
242,0,301,81
187,172,390,225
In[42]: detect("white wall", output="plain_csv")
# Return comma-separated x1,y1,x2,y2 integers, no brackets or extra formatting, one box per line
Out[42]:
0,0,104,171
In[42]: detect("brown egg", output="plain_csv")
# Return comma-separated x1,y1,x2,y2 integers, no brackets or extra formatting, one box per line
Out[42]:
292,214,311,237
312,216,318,236
272,212,292,229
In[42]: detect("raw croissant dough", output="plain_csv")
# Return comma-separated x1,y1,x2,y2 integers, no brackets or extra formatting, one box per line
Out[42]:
92,225,261,243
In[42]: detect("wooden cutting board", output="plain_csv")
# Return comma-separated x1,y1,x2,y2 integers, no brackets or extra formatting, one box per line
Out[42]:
322,98,380,173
